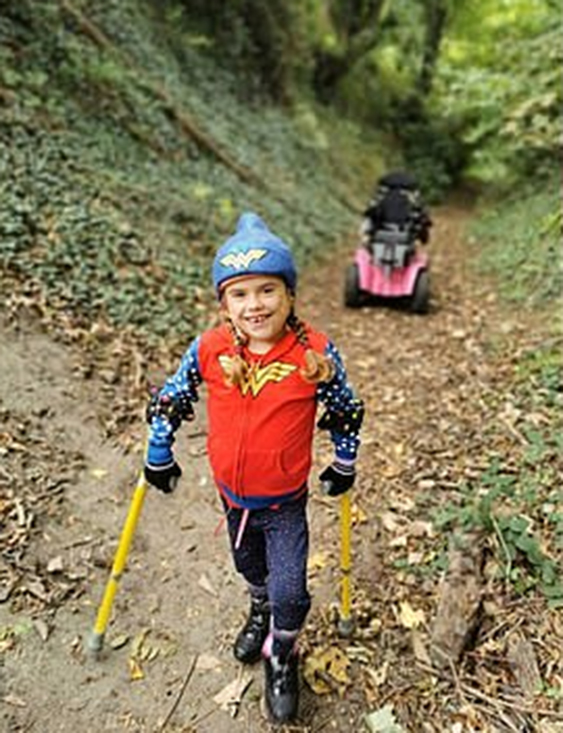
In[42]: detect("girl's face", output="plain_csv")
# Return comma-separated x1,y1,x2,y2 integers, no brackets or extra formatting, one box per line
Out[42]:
221,275,293,353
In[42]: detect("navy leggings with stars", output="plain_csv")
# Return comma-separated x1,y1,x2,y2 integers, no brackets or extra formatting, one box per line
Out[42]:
224,494,311,632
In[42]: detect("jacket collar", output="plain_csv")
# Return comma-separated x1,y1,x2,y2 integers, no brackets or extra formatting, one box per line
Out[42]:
244,327,300,364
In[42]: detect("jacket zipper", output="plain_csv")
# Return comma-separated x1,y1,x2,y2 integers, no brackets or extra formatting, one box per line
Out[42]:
233,383,251,500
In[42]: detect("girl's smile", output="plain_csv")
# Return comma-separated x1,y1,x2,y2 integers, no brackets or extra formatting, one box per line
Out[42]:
222,275,293,353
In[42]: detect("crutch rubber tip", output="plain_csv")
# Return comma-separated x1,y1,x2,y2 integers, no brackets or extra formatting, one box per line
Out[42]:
85,630,105,655
337,616,354,638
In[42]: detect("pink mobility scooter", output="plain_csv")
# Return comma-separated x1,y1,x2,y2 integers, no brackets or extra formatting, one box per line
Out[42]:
344,225,430,313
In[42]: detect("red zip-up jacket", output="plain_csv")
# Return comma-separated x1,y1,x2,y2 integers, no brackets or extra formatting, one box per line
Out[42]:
147,324,361,510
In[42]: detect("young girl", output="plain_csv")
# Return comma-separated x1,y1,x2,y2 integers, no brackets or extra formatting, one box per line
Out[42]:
145,212,363,724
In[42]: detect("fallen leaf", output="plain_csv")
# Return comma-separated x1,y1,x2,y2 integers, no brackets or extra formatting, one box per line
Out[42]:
351,504,367,525
369,618,382,634
24,580,49,601
381,512,402,533
213,670,253,716
91,468,108,479
390,496,415,512
346,644,372,664
389,535,408,548
366,661,389,688
33,619,49,642
409,520,434,538
3,694,27,708
140,644,159,662
303,655,332,695
109,633,130,650
381,464,402,478
407,551,424,564
47,556,64,573
364,704,406,732
198,573,218,596
411,630,432,665
303,646,351,695
398,601,425,629
131,629,150,658
308,551,329,571
128,657,145,681
0,638,16,654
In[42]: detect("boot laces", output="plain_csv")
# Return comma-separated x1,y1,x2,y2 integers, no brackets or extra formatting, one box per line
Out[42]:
270,656,295,694
243,600,268,637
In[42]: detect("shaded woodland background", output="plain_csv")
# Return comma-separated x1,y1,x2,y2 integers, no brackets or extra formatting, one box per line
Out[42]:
1,0,560,344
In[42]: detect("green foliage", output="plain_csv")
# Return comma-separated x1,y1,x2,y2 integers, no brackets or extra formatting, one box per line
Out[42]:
0,0,389,346
2,0,557,351
327,0,468,200
434,0,561,187
424,328,563,605
317,0,562,195
160,0,315,102
393,106,468,202
515,345,563,410
469,176,562,305
431,457,563,605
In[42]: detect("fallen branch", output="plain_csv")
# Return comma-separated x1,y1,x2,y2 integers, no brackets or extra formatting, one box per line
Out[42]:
150,85,262,187
60,0,113,50
59,0,263,187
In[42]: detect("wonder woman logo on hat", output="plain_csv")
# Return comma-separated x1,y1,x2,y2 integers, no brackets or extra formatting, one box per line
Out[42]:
219,249,267,271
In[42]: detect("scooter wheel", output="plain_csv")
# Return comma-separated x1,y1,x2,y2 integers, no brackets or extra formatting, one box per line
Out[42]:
344,264,365,308
410,270,430,313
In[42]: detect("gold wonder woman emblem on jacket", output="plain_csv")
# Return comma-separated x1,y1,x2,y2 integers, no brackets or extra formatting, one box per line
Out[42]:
219,356,297,396
220,249,267,271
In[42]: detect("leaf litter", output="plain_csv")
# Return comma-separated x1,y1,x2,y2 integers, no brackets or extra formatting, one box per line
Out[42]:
0,205,561,731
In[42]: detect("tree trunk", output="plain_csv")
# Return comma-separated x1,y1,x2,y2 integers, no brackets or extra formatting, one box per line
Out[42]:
313,0,386,103
417,0,448,96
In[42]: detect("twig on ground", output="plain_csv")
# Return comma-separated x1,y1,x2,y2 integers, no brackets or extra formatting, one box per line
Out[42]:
64,536,96,549
379,682,417,707
312,715,335,732
447,656,467,708
416,661,561,718
158,654,198,731
186,706,216,729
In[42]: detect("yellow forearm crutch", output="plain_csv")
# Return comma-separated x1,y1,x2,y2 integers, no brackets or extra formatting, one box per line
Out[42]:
338,491,354,637
86,469,148,654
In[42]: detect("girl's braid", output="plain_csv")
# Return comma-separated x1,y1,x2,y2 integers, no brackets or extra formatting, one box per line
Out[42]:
222,316,250,387
287,311,334,384
221,310,334,387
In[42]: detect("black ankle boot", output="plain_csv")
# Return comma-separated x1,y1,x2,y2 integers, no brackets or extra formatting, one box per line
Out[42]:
264,653,299,723
233,597,270,664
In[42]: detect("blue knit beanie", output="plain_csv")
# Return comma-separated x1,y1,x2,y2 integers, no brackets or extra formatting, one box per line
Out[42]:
212,212,297,295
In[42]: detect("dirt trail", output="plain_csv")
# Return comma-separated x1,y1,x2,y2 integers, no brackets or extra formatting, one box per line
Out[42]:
0,205,552,732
